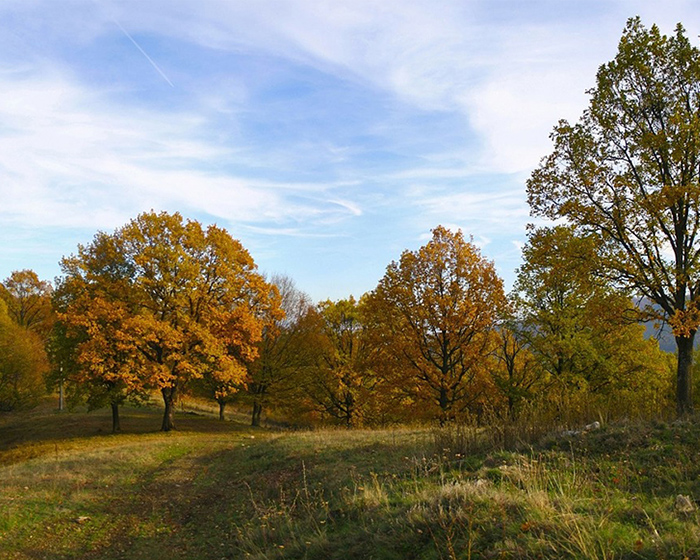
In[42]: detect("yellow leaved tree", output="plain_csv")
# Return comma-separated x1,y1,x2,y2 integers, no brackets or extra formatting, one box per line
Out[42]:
0,269,54,339
0,298,48,411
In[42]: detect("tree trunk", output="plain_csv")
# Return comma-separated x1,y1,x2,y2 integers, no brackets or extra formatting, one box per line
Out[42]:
161,386,177,431
344,392,355,428
508,394,517,421
111,402,121,433
676,334,695,416
251,400,262,427
58,379,64,412
218,400,226,421
438,385,449,426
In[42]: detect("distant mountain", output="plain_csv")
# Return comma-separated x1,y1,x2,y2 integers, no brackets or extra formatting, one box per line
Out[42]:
643,320,676,353
637,298,699,353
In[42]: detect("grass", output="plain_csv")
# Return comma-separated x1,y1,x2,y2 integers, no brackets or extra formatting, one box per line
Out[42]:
2,401,700,559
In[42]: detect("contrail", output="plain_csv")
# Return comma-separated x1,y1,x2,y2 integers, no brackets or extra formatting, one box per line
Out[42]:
112,18,174,88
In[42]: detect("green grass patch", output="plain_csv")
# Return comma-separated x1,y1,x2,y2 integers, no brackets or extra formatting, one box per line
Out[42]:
3,404,700,558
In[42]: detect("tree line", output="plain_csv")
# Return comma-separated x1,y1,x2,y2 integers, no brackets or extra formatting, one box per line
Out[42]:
1,17,698,429
0,220,675,431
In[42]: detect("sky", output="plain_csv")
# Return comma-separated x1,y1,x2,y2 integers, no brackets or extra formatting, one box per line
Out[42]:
2,1,700,302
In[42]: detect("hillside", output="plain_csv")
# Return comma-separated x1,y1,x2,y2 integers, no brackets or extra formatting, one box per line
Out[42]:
2,402,700,559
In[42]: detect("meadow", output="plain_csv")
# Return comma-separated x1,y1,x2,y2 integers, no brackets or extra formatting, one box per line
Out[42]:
2,401,700,559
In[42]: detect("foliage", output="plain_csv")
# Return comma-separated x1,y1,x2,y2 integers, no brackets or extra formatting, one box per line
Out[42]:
53,231,148,429
55,211,282,431
366,226,507,424
0,269,54,339
488,326,541,421
300,296,379,427
513,225,674,419
0,299,48,411
244,274,320,426
527,17,700,414
0,271,53,411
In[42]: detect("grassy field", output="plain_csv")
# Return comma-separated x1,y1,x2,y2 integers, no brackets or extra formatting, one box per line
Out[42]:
2,401,700,559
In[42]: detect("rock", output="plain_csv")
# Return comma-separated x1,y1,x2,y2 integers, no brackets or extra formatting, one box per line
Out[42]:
675,494,695,514
561,429,580,437
560,421,601,438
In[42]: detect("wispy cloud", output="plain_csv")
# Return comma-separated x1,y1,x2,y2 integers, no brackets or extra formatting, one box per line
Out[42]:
0,72,363,233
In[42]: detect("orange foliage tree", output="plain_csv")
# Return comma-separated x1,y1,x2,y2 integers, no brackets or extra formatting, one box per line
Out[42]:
366,226,507,424
55,211,281,431
53,231,143,430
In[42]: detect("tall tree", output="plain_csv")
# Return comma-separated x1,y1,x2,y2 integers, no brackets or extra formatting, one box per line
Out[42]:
56,211,281,431
367,226,506,424
527,18,700,415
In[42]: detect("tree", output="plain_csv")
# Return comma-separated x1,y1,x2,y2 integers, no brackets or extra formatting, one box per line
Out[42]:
245,274,319,426
0,299,48,410
527,18,700,415
53,231,143,432
367,226,507,424
0,270,53,411
489,326,539,421
513,225,673,418
302,297,377,427
1,270,54,338
56,211,281,431
513,227,612,393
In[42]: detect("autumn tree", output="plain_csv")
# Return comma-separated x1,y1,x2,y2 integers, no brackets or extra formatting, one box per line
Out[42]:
1,270,54,338
513,225,673,418
0,270,53,410
0,298,48,410
300,296,378,427
527,18,700,415
367,226,507,424
513,227,609,393
489,325,539,421
244,274,319,426
56,211,281,431
54,231,152,431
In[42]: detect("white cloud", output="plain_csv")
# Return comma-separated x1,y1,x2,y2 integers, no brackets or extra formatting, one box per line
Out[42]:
0,71,362,233
413,187,530,228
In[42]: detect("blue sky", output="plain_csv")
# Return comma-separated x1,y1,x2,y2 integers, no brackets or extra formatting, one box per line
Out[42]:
1,1,699,302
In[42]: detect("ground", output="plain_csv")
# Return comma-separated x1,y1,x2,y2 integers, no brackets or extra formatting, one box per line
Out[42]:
2,400,700,559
